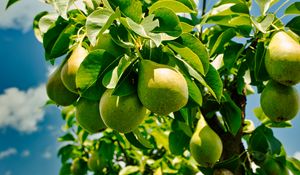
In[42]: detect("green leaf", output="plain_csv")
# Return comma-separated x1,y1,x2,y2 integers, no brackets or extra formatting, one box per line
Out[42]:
285,2,300,15
249,125,284,156
210,28,236,56
169,131,190,155
58,133,75,142
148,0,196,14
119,166,140,175
99,139,115,161
57,145,74,163
152,7,182,38
178,33,210,74
102,55,135,90
5,0,20,9
39,13,58,34
43,19,75,60
204,65,223,102
185,77,202,106
52,0,73,19
220,93,241,135
33,11,49,43
110,25,135,48
168,42,205,75
108,0,143,23
223,42,244,70
86,8,117,45
209,3,249,16
251,14,275,33
287,157,300,174
255,0,279,15
125,129,153,149
254,41,269,81
76,49,117,94
286,16,300,36
173,55,218,101
253,107,292,128
59,163,72,175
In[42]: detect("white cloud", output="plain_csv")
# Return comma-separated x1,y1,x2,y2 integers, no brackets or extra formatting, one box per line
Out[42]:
0,148,17,160
0,84,48,133
42,150,52,159
4,171,12,175
0,0,51,32
21,150,30,157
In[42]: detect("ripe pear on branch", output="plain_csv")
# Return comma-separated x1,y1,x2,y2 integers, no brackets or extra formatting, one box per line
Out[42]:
260,80,299,122
61,45,88,93
137,60,188,115
99,89,147,133
75,98,106,134
46,63,79,106
190,114,223,167
265,31,300,86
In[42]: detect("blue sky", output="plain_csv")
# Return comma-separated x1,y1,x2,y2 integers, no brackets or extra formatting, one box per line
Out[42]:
0,0,299,175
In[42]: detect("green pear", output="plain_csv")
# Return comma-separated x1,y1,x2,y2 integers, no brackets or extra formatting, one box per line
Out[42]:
99,89,147,133
71,158,87,175
265,31,300,86
91,33,125,58
260,80,299,122
88,151,104,172
261,157,288,175
61,45,88,93
190,115,223,167
75,98,106,134
137,60,189,115
46,65,79,106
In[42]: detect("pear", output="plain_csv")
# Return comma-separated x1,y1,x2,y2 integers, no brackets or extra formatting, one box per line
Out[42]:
190,115,223,167
70,158,87,175
261,157,288,175
61,45,88,93
265,31,300,86
75,98,106,134
99,89,147,133
260,80,299,122
137,60,189,115
91,33,125,58
46,65,79,106
88,151,104,172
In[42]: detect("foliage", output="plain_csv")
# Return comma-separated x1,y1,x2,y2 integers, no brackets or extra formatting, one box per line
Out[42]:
6,0,300,174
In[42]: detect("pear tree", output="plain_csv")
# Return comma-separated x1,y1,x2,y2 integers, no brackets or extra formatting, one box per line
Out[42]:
6,0,300,174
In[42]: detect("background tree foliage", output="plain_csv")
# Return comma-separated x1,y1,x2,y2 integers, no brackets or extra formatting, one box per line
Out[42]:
6,0,300,174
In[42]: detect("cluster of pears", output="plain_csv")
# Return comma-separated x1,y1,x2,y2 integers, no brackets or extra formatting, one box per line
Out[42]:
46,41,189,134
260,31,300,122
189,114,223,167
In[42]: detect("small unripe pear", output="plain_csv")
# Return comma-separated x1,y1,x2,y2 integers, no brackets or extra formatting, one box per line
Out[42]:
61,45,88,93
137,60,188,115
75,98,106,134
265,31,300,86
99,89,147,133
46,65,78,106
260,81,299,122
190,115,223,167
